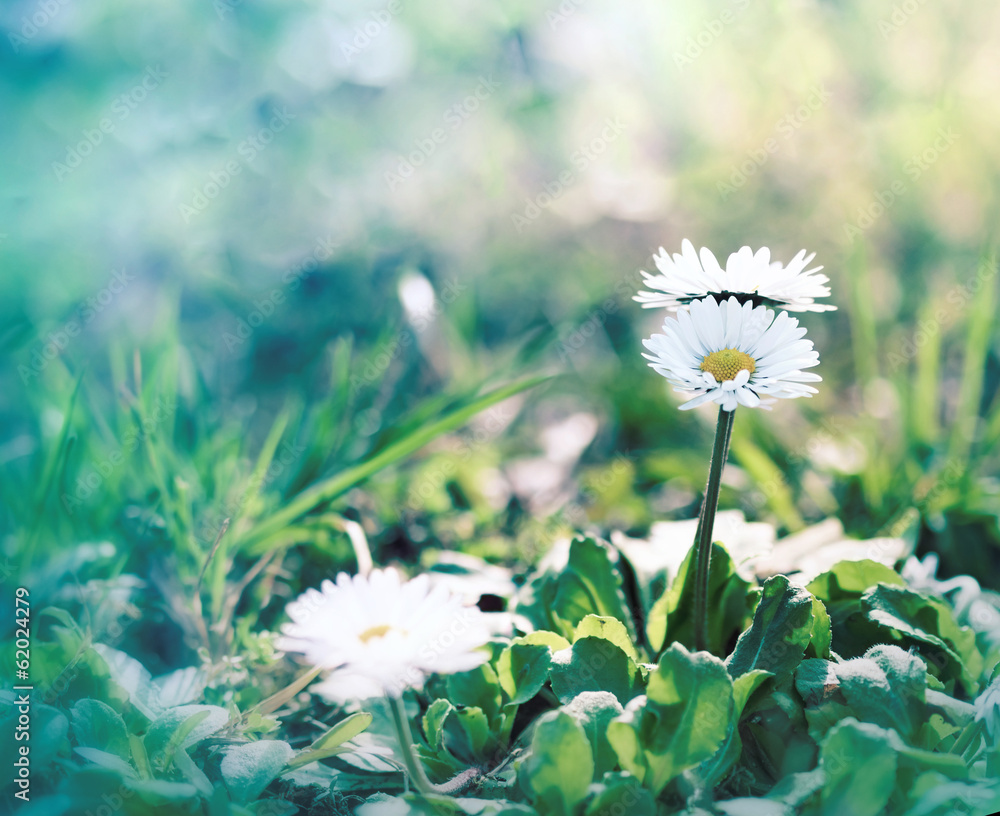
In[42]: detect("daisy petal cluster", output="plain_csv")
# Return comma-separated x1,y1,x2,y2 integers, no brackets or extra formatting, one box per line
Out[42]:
278,568,493,701
635,238,835,313
642,296,821,412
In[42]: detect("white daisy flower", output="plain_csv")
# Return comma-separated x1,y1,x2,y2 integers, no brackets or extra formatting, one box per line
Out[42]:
634,239,835,313
278,568,493,702
642,296,821,412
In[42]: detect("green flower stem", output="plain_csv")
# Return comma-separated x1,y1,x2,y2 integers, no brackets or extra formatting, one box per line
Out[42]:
387,694,480,797
692,405,736,653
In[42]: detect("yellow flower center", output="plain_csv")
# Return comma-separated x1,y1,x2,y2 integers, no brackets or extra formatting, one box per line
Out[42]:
699,348,756,382
358,623,401,643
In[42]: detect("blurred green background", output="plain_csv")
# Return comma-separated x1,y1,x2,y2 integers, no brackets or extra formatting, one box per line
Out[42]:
2,0,1000,636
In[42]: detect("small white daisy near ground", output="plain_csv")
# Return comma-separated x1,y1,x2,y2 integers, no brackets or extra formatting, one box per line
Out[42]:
278,568,493,702
634,239,835,313
642,295,821,412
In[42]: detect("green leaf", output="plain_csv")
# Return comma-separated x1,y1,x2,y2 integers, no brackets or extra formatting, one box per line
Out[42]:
807,597,832,660
287,711,374,770
550,637,638,705
806,560,905,602
33,704,69,768
862,584,982,695
552,537,634,634
523,710,595,816
563,691,624,777
447,663,502,723
454,707,493,757
496,641,552,706
726,576,815,680
698,669,773,789
127,778,200,806
70,699,130,760
422,700,454,753
153,667,205,709
220,740,295,803
93,644,163,720
820,719,897,816
74,747,136,778
797,645,930,746
607,644,733,794
647,542,752,655
520,631,572,651
143,705,229,764
174,747,214,798
575,615,639,661
584,772,656,816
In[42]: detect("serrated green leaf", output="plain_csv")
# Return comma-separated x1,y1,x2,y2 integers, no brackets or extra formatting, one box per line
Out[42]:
726,576,815,679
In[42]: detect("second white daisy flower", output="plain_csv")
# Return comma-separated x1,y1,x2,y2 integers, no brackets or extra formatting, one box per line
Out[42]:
634,239,835,313
278,568,493,702
642,296,821,412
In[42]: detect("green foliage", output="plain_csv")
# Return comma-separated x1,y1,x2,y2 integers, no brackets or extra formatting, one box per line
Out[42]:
607,644,734,795
646,542,754,655
522,711,595,816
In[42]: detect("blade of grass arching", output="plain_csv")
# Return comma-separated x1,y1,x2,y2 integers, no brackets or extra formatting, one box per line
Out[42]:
729,435,805,532
947,253,996,470
209,408,290,619
25,373,84,557
243,374,551,550
846,242,880,388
